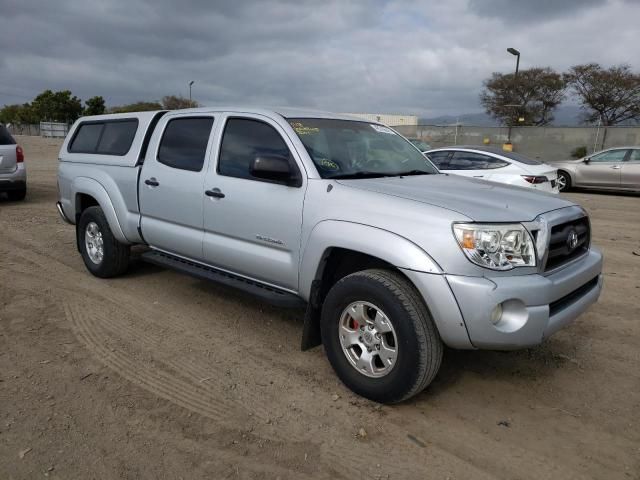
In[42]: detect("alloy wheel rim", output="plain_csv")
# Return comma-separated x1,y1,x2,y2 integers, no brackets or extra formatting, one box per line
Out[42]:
557,174,567,190
85,221,104,265
338,301,398,378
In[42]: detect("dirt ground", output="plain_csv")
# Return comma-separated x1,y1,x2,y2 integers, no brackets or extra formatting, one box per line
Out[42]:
1,136,639,480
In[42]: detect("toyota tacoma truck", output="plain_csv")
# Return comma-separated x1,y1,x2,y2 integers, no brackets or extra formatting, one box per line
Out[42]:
56,108,603,403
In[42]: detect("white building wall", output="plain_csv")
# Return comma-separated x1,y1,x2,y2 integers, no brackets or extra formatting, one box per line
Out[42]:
343,113,419,126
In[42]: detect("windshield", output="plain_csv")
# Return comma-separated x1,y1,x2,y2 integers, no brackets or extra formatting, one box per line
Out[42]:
409,139,431,151
287,118,438,179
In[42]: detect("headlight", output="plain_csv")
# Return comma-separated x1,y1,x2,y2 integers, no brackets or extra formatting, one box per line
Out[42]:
453,223,536,270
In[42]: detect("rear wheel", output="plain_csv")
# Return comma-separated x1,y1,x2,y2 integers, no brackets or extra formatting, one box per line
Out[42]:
7,187,26,201
78,206,130,278
557,171,571,192
321,269,443,404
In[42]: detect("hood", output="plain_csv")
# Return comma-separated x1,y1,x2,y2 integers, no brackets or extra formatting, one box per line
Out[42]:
337,174,575,222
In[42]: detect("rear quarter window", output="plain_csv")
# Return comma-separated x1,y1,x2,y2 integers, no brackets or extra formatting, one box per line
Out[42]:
69,119,139,155
0,125,17,145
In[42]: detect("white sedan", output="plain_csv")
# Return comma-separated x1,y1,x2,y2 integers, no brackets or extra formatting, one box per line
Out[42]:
424,146,559,193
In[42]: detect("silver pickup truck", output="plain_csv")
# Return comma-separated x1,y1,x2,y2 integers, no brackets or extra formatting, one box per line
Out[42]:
57,108,603,403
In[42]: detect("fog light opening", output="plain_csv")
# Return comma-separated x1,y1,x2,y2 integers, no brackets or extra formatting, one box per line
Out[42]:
490,304,503,325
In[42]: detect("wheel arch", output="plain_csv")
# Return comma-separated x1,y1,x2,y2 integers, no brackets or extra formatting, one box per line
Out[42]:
299,220,442,301
299,221,445,351
557,169,573,189
72,177,129,244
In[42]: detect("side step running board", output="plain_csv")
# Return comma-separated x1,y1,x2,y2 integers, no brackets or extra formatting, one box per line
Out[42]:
140,250,306,309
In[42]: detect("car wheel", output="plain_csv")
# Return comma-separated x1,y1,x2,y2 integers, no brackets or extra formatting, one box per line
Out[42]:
321,269,443,404
78,206,130,278
557,171,571,192
7,187,26,201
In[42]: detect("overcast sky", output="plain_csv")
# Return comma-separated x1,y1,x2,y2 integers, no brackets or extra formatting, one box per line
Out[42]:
1,0,638,117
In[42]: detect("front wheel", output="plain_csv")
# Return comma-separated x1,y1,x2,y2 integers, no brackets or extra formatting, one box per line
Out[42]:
321,269,443,404
78,206,130,278
557,171,571,192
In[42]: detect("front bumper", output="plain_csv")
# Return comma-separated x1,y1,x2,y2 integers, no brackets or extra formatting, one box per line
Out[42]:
445,248,603,349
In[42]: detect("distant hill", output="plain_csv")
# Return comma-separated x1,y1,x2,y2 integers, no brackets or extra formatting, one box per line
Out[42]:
417,106,617,127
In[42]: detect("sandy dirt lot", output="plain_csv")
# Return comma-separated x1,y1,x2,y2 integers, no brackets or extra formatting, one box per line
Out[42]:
1,136,639,480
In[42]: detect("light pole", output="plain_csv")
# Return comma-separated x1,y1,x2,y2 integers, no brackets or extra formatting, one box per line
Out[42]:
188,80,195,105
506,48,520,144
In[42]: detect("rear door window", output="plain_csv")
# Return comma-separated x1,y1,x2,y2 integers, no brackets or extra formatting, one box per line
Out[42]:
449,151,509,170
0,125,16,145
157,117,214,171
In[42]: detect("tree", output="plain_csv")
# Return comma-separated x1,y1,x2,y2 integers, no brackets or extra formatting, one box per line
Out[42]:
109,101,163,113
0,103,38,125
162,95,198,110
30,89,83,123
84,96,106,116
480,67,566,126
564,63,640,125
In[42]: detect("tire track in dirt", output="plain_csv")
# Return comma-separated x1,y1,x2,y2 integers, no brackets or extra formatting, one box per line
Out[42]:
5,219,633,479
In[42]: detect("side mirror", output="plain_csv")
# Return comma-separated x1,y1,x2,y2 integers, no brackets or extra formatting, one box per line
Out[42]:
583,157,591,163
250,155,301,187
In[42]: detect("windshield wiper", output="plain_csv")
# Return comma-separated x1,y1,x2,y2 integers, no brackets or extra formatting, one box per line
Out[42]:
390,169,434,177
327,171,391,180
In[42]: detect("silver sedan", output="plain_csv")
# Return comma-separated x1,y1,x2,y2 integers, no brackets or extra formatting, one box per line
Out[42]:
551,147,640,192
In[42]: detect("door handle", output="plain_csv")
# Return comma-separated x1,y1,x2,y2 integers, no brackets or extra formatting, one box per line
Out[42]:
145,178,160,187
610,165,621,170
205,188,225,199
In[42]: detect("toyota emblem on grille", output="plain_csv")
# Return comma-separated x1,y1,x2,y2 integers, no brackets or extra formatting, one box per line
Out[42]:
567,229,579,250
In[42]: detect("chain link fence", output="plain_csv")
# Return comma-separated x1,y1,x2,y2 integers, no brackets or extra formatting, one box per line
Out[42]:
392,124,640,161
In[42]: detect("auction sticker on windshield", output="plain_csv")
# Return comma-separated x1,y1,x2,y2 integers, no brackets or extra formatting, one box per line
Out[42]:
289,121,320,135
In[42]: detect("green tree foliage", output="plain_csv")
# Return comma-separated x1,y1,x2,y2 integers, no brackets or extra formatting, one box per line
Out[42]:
564,63,640,126
84,96,106,116
109,101,163,113
162,95,199,110
30,90,83,123
480,67,566,126
0,103,37,124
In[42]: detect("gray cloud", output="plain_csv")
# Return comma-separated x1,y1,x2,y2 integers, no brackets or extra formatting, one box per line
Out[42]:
0,0,638,117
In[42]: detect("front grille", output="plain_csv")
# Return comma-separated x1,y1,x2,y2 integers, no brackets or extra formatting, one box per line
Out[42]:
549,276,599,316
544,216,590,271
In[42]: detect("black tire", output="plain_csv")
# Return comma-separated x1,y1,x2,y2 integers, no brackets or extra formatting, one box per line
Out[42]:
321,269,443,404
557,171,571,192
78,206,130,278
7,187,26,201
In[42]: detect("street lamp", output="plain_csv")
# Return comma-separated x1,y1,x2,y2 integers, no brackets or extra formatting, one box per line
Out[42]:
506,48,520,144
188,80,195,105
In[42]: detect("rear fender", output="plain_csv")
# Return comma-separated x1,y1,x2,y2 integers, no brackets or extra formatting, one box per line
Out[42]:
71,177,129,244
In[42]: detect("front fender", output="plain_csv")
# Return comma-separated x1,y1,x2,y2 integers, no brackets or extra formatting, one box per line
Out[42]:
71,177,129,244
299,220,442,300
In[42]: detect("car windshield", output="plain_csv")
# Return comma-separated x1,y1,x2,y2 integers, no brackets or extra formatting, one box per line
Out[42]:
287,118,438,179
410,139,431,151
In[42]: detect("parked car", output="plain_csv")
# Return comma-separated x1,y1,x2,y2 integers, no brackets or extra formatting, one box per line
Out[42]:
0,124,26,200
425,146,559,193
408,138,431,152
550,147,640,192
57,109,603,403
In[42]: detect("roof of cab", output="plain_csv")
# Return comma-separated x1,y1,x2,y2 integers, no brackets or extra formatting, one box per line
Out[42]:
152,106,367,122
